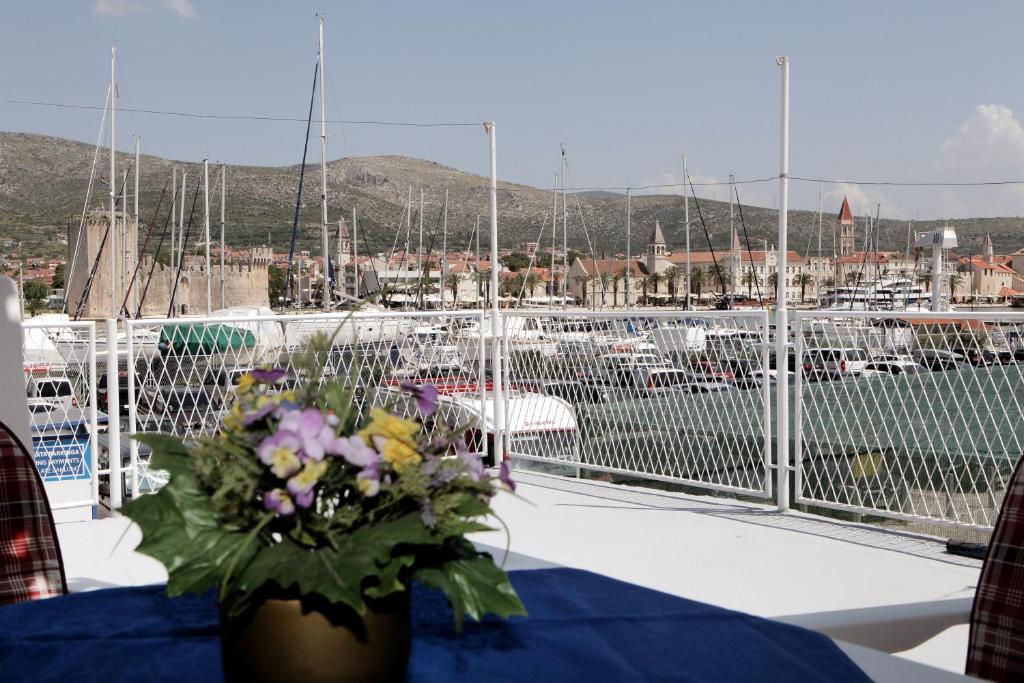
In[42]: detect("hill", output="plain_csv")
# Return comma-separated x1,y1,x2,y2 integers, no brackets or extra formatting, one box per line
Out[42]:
1,131,1023,261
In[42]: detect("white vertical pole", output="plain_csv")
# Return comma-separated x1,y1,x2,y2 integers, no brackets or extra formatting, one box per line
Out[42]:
730,173,737,295
204,159,211,315
775,55,791,512
318,15,331,311
87,326,99,506
561,144,568,310
551,174,557,308
133,135,139,315
109,47,117,319
170,168,176,280
125,321,137,498
625,188,632,309
931,234,943,312
418,189,424,307
352,207,359,300
442,188,449,309
106,318,122,510
220,165,226,310
485,122,503,465
683,154,690,310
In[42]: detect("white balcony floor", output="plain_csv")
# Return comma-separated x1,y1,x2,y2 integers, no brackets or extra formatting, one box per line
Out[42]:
56,470,980,674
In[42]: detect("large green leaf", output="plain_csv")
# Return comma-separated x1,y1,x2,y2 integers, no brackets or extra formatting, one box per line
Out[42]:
123,436,256,596
415,553,527,631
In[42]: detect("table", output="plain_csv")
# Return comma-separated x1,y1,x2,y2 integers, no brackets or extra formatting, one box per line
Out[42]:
0,567,870,682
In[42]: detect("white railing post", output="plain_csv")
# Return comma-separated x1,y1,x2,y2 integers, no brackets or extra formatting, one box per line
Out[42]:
125,319,138,498
105,318,122,510
485,122,504,466
792,313,804,506
477,309,488,463
87,323,100,509
775,55,791,512
761,309,773,499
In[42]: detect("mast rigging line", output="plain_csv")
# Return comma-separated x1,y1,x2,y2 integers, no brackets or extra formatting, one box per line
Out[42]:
136,182,179,318
561,151,610,306
166,173,204,318
284,58,319,306
1,98,479,127
71,164,133,321
120,176,170,316
732,185,765,307
686,174,727,299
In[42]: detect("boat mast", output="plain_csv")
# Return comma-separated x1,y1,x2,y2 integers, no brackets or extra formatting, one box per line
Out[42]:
442,187,448,309
318,15,331,310
170,168,176,293
550,173,557,308
220,164,226,310
683,154,690,310
625,187,631,310
133,135,140,316
475,215,481,305
730,172,737,296
203,159,211,314
352,207,359,300
418,188,424,309
109,47,117,319
560,143,567,310
817,179,823,304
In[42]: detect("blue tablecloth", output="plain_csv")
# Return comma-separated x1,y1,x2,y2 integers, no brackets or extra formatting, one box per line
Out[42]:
0,567,869,682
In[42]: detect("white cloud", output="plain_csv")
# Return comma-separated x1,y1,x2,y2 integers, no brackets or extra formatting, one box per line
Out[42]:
940,104,1024,170
92,0,195,17
161,0,195,18
92,0,146,15
824,182,899,220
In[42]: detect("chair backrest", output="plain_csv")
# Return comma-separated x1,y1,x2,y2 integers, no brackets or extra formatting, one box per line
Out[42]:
968,454,1024,680
0,419,67,605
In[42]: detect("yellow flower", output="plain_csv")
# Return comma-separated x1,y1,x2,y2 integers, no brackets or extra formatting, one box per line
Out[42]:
380,438,422,471
221,403,245,433
269,447,301,478
359,408,420,446
235,373,257,396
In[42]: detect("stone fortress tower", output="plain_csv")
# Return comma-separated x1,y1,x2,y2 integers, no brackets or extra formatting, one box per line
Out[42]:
66,207,272,319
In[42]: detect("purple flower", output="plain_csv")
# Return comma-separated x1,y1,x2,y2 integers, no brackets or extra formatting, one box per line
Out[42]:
286,461,328,508
458,449,485,482
251,368,287,384
357,463,381,497
242,402,276,426
278,408,336,462
264,488,295,516
332,435,381,468
401,382,439,417
257,431,302,478
499,460,516,493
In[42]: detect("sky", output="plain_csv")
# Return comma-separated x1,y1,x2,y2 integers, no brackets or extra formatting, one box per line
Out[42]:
3,1,1024,223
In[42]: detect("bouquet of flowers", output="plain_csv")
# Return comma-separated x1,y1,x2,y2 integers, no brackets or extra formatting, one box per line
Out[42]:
123,332,525,629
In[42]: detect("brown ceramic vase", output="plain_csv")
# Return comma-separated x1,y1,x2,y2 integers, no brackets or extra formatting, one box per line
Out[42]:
220,591,411,683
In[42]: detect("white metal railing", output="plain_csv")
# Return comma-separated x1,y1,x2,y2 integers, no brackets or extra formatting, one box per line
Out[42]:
500,309,774,499
21,320,100,514
27,306,1024,533
793,309,1024,530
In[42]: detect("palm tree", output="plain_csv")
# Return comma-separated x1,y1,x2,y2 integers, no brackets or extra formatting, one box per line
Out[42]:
741,270,760,298
948,272,964,303
597,272,612,308
823,276,836,289
796,273,815,303
612,272,625,307
524,272,541,301
689,266,705,302
647,272,664,296
916,272,931,292
844,271,862,287
767,272,779,295
444,272,462,308
664,266,681,305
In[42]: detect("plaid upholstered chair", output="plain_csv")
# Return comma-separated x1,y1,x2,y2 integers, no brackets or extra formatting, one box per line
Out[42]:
0,419,67,605
779,455,1024,680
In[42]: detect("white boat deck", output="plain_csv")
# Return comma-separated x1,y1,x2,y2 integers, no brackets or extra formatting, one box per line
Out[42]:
57,470,980,675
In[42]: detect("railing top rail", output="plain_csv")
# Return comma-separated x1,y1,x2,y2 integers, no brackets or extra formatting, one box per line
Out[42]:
794,309,1024,322
125,309,485,327
508,308,770,320
22,320,97,331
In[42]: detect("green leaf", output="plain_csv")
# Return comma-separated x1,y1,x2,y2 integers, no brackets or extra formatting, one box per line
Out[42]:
415,553,526,632
133,433,192,477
